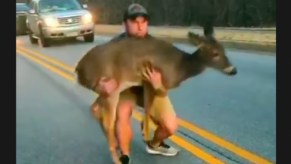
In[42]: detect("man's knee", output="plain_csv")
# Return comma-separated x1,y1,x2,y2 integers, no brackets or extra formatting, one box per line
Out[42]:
162,116,178,135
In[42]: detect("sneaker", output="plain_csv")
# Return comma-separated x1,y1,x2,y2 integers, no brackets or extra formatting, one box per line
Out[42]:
119,155,131,164
146,141,179,156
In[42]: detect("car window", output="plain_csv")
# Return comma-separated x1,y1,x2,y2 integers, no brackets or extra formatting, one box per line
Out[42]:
16,4,30,12
38,0,82,13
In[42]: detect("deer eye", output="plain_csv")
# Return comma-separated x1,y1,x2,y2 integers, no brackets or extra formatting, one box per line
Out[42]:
214,52,219,57
212,50,220,60
212,50,219,57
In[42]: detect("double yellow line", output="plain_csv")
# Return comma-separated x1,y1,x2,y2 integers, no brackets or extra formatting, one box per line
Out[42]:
16,46,273,164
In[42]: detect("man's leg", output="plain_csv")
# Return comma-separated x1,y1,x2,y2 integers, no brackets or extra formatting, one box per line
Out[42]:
135,88,179,156
116,90,135,154
116,89,139,163
146,95,179,156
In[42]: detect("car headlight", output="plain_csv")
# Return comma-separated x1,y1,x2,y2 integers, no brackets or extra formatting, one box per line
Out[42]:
82,13,92,24
44,17,58,27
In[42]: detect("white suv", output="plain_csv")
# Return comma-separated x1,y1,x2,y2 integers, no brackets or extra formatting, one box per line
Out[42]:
26,0,95,47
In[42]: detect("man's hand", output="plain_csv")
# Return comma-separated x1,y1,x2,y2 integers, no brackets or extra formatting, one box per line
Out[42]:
142,66,162,88
142,65,167,95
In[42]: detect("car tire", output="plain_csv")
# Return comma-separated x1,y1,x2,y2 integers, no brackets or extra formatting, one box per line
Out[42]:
38,25,50,47
84,33,94,42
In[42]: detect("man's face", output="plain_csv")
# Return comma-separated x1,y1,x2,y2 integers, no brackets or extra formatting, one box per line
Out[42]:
125,16,149,38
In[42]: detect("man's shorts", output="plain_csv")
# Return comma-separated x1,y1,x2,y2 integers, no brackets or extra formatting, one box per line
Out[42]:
119,86,176,123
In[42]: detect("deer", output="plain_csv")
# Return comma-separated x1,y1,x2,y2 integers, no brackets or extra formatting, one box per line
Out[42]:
75,25,237,164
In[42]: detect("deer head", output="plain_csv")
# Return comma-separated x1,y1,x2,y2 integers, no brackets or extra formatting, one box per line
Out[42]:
187,26,237,76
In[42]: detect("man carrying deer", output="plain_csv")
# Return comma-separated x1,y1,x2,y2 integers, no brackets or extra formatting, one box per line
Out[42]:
90,3,179,164
77,3,237,164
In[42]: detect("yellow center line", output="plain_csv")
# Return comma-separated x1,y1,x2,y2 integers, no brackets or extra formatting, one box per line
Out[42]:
178,120,273,164
16,45,274,164
16,48,225,164
17,46,75,73
17,49,75,81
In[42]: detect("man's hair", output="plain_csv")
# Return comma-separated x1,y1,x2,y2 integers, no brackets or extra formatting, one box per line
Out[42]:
123,3,149,22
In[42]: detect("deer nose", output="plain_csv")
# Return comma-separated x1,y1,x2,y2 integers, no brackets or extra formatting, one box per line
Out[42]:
224,66,237,75
229,67,237,75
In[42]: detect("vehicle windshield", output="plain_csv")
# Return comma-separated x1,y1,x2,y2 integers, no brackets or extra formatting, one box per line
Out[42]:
38,0,82,13
16,4,30,12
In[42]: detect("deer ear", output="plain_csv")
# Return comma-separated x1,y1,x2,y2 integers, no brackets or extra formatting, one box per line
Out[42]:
188,32,202,46
204,25,214,36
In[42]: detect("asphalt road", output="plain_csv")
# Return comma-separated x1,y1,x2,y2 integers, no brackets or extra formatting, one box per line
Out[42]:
16,35,276,164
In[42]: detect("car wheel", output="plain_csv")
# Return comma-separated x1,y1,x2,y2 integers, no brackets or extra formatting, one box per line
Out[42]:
84,33,94,42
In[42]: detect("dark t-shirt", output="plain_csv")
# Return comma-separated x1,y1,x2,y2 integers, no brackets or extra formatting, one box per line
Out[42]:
110,32,153,42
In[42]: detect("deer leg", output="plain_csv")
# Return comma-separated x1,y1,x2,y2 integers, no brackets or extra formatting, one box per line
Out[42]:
91,97,119,148
103,92,121,164
91,97,106,134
